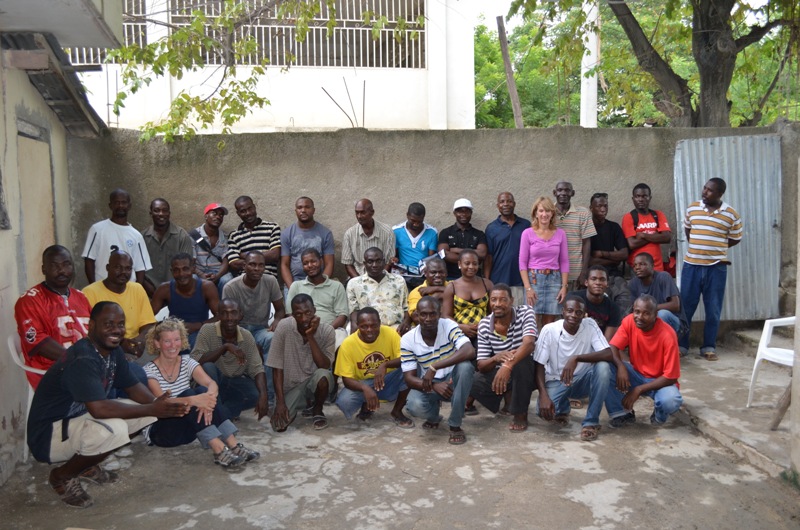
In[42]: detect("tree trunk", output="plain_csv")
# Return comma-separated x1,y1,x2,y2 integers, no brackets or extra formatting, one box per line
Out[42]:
608,2,696,127
692,0,738,127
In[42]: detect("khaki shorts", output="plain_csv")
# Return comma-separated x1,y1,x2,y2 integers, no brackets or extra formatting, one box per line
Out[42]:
283,369,334,417
48,399,156,463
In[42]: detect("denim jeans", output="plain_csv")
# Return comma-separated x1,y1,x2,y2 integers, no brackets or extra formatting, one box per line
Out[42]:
241,324,275,401
202,362,261,418
543,361,611,427
679,262,727,353
147,387,237,449
406,361,474,428
605,362,683,424
335,368,407,419
658,310,681,337
110,361,149,399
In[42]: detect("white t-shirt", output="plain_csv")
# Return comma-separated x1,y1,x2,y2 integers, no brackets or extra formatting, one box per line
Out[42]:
400,318,470,379
82,219,151,281
533,318,609,382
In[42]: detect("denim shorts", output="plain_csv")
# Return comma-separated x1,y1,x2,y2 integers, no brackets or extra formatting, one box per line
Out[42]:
528,270,561,315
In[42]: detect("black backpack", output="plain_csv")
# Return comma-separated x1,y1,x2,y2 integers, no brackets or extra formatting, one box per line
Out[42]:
630,209,660,229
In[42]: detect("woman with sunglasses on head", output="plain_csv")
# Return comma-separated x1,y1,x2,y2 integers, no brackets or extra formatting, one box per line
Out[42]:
519,196,569,332
142,318,260,469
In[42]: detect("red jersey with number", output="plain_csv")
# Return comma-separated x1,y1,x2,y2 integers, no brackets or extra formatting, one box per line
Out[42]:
14,284,91,389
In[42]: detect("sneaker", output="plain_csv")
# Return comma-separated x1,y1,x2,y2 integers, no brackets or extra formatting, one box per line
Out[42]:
650,411,665,425
214,447,246,468
78,465,119,485
49,475,93,508
232,443,260,462
608,411,636,429
142,424,154,446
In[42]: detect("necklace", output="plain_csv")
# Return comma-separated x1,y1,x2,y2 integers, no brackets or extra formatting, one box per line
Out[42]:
157,357,181,382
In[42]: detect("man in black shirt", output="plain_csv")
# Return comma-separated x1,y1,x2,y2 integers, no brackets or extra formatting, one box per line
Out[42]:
438,198,488,280
27,302,188,508
588,193,630,310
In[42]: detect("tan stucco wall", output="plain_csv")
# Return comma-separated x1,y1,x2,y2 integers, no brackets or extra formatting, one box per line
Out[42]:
0,64,69,485
68,124,799,311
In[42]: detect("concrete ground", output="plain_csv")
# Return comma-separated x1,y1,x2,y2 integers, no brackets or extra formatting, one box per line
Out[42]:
1,337,798,529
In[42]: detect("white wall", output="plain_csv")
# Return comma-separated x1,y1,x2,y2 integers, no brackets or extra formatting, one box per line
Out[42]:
79,0,476,132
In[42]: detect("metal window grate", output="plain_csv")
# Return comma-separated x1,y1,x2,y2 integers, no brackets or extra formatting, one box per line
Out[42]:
67,0,425,69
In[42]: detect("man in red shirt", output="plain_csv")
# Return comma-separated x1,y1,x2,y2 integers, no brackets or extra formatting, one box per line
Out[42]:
14,246,91,389
604,294,683,427
621,183,672,271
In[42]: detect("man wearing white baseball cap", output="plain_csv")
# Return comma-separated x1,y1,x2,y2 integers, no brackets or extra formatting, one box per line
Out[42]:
438,198,488,280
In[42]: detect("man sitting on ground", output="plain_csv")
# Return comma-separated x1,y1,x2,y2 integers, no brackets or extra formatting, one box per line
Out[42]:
571,265,624,341
407,257,448,324
469,284,537,432
628,252,687,340
141,197,194,297
83,249,156,366
15,245,92,389
288,248,349,348
341,198,396,279
191,299,269,421
347,247,411,334
401,296,475,445
334,307,413,427
27,302,189,508
150,253,219,348
605,294,683,426
268,294,336,432
533,296,616,442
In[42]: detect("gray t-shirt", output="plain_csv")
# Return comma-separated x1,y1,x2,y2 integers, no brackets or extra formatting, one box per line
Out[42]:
280,222,335,281
222,274,282,328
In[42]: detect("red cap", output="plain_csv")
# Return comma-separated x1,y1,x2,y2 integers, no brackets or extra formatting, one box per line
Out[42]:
204,203,228,215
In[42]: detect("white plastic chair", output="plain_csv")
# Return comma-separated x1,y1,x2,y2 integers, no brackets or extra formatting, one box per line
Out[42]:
747,317,795,407
8,334,45,460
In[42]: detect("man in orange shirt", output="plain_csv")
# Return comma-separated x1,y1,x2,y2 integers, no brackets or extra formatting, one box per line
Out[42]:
604,295,683,427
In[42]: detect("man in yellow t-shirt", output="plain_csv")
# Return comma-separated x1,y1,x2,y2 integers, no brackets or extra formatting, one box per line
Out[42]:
83,250,156,363
334,307,414,427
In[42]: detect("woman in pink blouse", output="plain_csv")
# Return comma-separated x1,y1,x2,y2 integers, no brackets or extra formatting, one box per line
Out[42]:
519,196,569,331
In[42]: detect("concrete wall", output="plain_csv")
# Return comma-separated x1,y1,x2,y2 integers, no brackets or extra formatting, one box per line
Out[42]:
67,123,799,314
0,60,71,485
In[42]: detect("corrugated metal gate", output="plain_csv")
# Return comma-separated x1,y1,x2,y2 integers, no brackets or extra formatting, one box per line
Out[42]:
673,135,782,321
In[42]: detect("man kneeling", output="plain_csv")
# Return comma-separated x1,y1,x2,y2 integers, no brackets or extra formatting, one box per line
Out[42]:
27,302,189,508
534,296,615,441
334,307,414,428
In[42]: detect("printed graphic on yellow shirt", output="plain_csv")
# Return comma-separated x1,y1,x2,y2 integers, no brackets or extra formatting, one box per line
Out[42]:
357,351,388,376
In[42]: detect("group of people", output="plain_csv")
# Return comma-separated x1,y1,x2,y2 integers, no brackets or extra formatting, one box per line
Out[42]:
14,178,742,508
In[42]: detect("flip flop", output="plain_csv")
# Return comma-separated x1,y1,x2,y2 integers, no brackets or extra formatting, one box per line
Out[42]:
464,404,479,416
392,414,415,429
508,420,528,432
580,425,600,442
271,412,297,433
448,428,467,445
570,399,584,409
312,415,329,430
422,415,443,430
356,409,374,421
701,351,719,361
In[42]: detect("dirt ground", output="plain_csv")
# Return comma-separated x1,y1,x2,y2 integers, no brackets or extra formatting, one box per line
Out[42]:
1,346,798,529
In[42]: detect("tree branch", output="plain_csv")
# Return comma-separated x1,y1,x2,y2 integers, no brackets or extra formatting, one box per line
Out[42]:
740,28,797,126
735,19,794,52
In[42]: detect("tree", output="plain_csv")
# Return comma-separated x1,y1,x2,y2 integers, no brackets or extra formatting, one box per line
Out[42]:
109,0,425,143
509,0,800,127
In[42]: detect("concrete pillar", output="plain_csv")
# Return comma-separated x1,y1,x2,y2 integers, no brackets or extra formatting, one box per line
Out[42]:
445,0,476,129
580,1,598,128
426,0,448,129
792,156,800,475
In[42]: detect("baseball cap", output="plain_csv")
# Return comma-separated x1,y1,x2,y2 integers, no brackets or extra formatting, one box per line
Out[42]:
204,203,228,215
453,198,473,211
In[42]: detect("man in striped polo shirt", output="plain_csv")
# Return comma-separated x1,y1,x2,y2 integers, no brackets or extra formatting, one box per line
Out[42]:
554,181,597,289
680,178,743,361
401,296,475,445
226,196,281,281
469,284,538,432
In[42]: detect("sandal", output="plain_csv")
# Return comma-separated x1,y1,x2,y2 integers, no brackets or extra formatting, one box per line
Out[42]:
570,399,584,409
448,428,467,445
270,412,297,433
356,407,374,422
498,408,513,417
464,404,479,416
580,425,600,442
701,351,719,361
392,413,415,429
553,414,570,426
312,415,329,430
508,420,528,432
